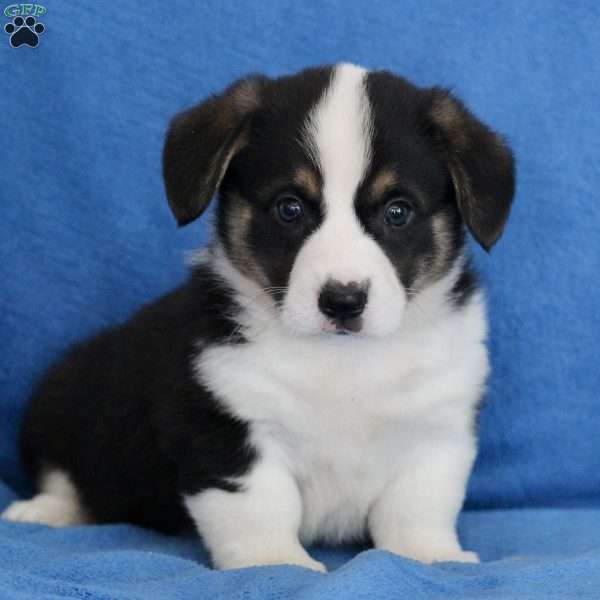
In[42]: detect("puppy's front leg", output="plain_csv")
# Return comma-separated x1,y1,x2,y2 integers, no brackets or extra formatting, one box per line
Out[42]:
369,434,478,564
184,456,325,572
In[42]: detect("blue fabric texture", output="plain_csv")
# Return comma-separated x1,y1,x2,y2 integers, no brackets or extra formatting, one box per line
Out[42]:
1,0,599,597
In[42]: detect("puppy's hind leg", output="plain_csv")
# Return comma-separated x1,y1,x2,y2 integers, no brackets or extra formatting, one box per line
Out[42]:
2,468,90,527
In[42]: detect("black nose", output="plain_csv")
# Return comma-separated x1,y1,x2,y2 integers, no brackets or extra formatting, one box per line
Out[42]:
318,281,368,321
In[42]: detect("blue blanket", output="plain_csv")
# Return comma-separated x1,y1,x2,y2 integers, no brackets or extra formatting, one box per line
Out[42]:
2,0,600,597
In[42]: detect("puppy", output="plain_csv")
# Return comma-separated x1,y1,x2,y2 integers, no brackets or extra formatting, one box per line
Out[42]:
2,64,514,572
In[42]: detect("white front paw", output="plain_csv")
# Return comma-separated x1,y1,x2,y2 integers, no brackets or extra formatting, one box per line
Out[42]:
379,541,479,564
447,549,479,563
212,543,327,572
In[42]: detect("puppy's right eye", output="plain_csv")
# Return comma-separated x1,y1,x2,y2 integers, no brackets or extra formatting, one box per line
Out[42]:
275,195,304,224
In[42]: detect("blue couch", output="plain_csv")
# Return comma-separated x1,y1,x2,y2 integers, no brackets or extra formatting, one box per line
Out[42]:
2,1,600,597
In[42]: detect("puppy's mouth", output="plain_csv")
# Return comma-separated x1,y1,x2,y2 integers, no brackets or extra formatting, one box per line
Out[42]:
321,316,364,336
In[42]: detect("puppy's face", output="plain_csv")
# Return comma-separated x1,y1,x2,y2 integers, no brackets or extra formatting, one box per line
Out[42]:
163,64,515,337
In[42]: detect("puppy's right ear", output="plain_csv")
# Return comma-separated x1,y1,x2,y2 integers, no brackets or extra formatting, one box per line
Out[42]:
162,76,265,226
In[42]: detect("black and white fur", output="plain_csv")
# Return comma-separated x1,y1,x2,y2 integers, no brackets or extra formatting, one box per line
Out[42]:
2,64,515,571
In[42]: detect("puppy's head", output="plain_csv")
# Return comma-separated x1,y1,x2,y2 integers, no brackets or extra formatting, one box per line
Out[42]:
163,64,515,337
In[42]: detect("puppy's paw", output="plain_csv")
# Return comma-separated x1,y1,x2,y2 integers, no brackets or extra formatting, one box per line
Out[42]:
212,544,326,572
443,549,479,564
379,540,479,565
1,494,87,527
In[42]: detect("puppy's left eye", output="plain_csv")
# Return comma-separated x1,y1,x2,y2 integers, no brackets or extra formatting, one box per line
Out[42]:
384,199,413,227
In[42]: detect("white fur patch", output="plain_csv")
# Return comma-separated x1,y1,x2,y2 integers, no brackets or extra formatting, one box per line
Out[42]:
2,469,88,527
305,63,372,199
188,243,487,567
282,63,406,337
184,443,326,571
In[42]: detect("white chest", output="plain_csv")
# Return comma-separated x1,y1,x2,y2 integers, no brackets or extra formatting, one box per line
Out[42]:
194,300,488,543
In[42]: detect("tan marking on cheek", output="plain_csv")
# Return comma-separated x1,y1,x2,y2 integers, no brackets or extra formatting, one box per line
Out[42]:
226,194,270,289
432,214,453,263
428,213,454,281
411,214,454,293
294,167,321,198
370,168,398,201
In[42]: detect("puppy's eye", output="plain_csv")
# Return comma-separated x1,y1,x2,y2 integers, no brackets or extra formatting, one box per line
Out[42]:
384,199,413,227
275,195,304,224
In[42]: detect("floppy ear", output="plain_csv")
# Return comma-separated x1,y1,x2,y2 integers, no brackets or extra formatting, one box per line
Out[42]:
162,76,265,226
427,88,516,251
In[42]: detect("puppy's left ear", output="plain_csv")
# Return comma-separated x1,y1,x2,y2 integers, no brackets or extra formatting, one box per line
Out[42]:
427,89,516,251
163,76,265,226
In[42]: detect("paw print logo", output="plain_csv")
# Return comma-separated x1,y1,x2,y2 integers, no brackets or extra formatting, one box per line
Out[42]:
4,15,45,48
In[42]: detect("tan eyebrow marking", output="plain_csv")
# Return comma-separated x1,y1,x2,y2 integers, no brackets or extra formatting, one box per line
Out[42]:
294,167,321,198
370,168,399,200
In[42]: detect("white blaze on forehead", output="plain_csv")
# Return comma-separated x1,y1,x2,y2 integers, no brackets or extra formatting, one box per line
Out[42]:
305,63,372,214
284,63,406,338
